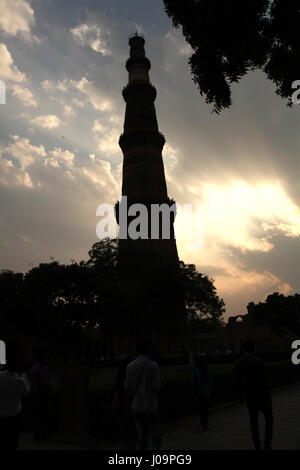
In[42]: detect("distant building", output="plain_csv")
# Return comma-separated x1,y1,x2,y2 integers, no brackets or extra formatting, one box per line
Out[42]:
226,313,289,353
191,330,226,355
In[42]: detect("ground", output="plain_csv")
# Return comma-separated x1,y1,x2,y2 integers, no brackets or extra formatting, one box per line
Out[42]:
19,383,300,450
162,383,299,450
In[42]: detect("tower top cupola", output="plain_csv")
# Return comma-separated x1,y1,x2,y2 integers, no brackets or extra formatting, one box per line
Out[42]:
126,33,151,82
128,31,145,47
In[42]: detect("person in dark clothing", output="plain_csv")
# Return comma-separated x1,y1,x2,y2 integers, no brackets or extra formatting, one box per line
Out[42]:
0,341,30,450
235,339,273,451
112,356,137,450
191,355,213,431
30,349,51,443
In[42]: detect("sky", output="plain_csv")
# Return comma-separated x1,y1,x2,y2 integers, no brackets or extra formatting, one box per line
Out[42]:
0,0,300,319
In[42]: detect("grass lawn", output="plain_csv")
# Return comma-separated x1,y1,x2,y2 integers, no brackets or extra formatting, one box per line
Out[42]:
50,360,292,393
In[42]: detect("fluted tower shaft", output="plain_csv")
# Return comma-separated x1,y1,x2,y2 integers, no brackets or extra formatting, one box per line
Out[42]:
119,34,168,204
116,34,186,352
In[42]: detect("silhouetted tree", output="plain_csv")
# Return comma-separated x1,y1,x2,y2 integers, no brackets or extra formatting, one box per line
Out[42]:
247,292,300,336
180,262,225,334
87,238,118,279
0,270,24,335
23,261,95,334
163,0,300,112
0,239,225,357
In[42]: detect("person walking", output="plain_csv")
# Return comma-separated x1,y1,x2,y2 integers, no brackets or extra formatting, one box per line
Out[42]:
191,355,213,431
111,356,137,449
30,349,52,443
0,342,30,450
124,339,162,450
235,339,273,451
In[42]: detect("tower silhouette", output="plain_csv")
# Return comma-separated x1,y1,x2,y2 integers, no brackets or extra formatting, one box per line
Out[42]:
116,33,187,353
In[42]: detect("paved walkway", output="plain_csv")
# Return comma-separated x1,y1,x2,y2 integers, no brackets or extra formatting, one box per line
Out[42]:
19,384,300,450
162,383,300,450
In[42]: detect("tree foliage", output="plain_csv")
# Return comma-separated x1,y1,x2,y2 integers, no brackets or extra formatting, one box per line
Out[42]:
0,239,225,351
247,292,300,336
163,0,300,112
180,261,225,333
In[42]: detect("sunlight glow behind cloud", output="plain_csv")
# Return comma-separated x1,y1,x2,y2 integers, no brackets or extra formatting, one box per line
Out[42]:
202,182,300,251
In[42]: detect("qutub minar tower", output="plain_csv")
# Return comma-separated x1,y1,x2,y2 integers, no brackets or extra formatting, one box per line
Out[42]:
116,33,187,353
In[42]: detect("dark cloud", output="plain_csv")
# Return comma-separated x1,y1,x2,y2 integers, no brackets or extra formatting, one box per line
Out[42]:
227,231,300,292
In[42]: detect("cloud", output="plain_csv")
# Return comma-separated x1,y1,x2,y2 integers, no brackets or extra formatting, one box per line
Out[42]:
92,120,104,133
200,181,300,252
72,77,114,111
4,135,46,169
163,30,193,57
43,76,116,112
72,98,84,108
0,0,36,40
10,84,37,107
92,118,121,155
76,159,118,189
227,231,300,293
0,133,121,271
41,79,69,94
0,156,33,188
0,43,26,82
173,178,300,315
63,105,76,119
45,148,75,168
70,23,111,55
0,43,38,107
0,135,47,188
163,144,179,187
0,135,118,190
215,265,292,317
31,114,62,130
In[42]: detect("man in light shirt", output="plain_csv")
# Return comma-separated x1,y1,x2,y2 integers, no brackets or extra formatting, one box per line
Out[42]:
124,338,162,450
0,343,30,450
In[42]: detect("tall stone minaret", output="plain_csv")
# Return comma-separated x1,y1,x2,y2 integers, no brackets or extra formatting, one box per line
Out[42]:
116,33,187,353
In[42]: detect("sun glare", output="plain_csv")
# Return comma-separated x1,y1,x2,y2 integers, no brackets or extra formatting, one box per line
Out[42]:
178,181,300,254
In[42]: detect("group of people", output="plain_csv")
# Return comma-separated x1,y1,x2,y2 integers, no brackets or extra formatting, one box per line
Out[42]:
0,343,51,450
112,338,274,451
0,338,273,451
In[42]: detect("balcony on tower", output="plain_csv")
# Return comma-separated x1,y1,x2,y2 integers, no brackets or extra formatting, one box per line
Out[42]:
126,32,151,84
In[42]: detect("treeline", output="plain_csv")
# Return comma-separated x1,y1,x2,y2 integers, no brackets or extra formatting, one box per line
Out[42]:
0,238,225,357
247,292,300,336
